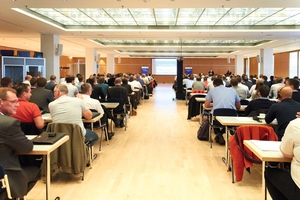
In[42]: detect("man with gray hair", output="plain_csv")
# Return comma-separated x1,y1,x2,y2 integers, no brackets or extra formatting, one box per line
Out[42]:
49,84,98,146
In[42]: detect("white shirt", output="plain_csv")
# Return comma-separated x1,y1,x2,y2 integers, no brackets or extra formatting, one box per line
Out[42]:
81,94,104,115
66,83,79,97
129,80,142,89
49,95,88,136
281,118,300,188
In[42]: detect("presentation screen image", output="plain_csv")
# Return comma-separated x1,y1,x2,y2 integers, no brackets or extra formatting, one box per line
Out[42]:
152,58,177,75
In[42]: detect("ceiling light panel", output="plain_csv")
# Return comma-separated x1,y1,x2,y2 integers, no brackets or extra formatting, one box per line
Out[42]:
30,8,80,25
257,8,300,25
55,8,98,25
129,9,156,25
154,9,178,25
103,8,136,25
196,8,230,25
216,8,256,25
235,8,282,25
79,9,117,25
177,8,204,25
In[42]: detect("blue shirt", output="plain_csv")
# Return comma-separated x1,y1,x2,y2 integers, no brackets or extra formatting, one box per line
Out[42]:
96,83,109,95
205,85,240,114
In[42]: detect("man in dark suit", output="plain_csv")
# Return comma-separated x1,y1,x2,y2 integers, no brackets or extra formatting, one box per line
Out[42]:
121,78,137,115
87,77,105,100
286,78,300,103
265,86,300,140
107,78,129,104
208,68,214,76
0,88,40,198
244,85,275,116
30,77,55,112
45,75,57,92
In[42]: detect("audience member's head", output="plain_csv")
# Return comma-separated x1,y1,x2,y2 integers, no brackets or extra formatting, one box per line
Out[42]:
213,78,223,87
30,77,38,87
255,78,264,90
230,78,238,87
114,78,122,85
13,83,31,100
37,77,47,87
1,77,13,88
81,83,92,94
275,77,283,84
0,88,18,116
122,78,128,84
25,75,32,81
196,76,201,81
258,85,270,98
66,76,75,83
50,75,56,81
78,74,84,82
98,77,105,84
286,78,299,90
236,76,242,83
87,78,96,86
277,86,293,100
53,84,68,99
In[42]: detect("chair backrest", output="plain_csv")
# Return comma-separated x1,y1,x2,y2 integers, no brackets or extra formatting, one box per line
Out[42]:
248,109,269,117
20,122,40,135
0,164,12,199
240,99,249,105
106,98,125,113
43,123,88,175
213,108,238,117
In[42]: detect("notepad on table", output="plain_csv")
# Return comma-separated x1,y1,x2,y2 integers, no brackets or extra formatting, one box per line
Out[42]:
251,140,281,151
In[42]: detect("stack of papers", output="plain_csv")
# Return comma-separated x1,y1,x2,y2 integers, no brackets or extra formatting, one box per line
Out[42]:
251,140,281,151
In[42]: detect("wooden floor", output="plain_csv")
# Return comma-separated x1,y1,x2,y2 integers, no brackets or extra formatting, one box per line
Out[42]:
27,84,265,200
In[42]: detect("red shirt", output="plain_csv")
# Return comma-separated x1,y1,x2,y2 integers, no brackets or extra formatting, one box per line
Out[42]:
11,98,41,123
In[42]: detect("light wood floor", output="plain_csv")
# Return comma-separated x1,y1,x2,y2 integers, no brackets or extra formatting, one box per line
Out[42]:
27,84,265,200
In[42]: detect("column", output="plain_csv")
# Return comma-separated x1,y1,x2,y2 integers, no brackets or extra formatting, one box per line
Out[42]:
85,48,97,78
41,34,60,80
107,54,115,74
260,48,274,77
235,55,244,75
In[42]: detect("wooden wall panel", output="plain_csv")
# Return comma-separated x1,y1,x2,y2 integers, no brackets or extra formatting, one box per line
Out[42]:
249,57,258,76
114,58,152,74
60,56,85,68
153,75,175,83
274,52,289,77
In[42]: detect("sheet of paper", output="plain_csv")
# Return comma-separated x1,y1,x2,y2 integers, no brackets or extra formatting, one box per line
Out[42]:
250,140,281,151
234,117,254,121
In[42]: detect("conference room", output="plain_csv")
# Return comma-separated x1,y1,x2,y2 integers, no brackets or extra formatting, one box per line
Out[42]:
2,0,300,200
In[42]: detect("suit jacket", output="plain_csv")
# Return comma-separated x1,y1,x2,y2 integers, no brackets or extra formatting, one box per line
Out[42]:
107,85,129,104
91,85,105,100
121,83,133,94
45,81,56,92
292,90,300,103
29,87,55,112
244,98,275,116
0,115,37,197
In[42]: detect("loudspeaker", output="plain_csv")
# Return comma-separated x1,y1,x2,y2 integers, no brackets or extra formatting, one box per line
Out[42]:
118,57,121,63
256,55,261,63
96,54,100,62
227,57,230,63
56,44,63,56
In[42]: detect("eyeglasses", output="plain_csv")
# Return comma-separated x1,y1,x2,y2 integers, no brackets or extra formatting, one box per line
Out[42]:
2,99,19,104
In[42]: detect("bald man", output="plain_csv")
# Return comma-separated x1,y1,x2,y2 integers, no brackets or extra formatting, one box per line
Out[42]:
265,86,300,140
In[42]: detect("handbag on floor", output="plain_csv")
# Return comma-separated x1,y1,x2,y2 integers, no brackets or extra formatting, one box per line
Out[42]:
197,120,209,141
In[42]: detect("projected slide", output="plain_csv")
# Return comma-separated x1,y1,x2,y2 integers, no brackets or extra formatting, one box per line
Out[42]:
152,58,177,75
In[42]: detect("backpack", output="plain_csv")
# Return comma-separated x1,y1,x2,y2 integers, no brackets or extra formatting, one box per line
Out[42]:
197,120,209,141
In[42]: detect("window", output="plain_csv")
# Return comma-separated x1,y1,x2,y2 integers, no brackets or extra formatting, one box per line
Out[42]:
289,52,298,78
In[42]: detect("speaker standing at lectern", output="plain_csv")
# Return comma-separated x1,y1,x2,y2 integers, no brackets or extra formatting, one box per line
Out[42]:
208,68,214,76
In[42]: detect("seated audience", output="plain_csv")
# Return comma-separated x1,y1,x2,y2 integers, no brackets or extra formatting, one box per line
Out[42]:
107,78,129,105
207,76,216,92
269,77,284,99
242,75,253,90
76,74,85,93
22,75,32,87
87,77,105,100
286,78,300,103
49,84,98,146
205,78,241,144
0,88,40,198
192,76,205,91
185,76,195,90
231,78,248,100
30,77,55,112
137,74,145,87
45,75,57,92
265,117,300,200
30,77,37,89
0,77,13,88
121,78,137,115
244,85,275,116
11,83,45,130
107,74,115,87
237,76,249,98
96,77,109,95
250,79,264,100
265,86,300,140
65,76,78,97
